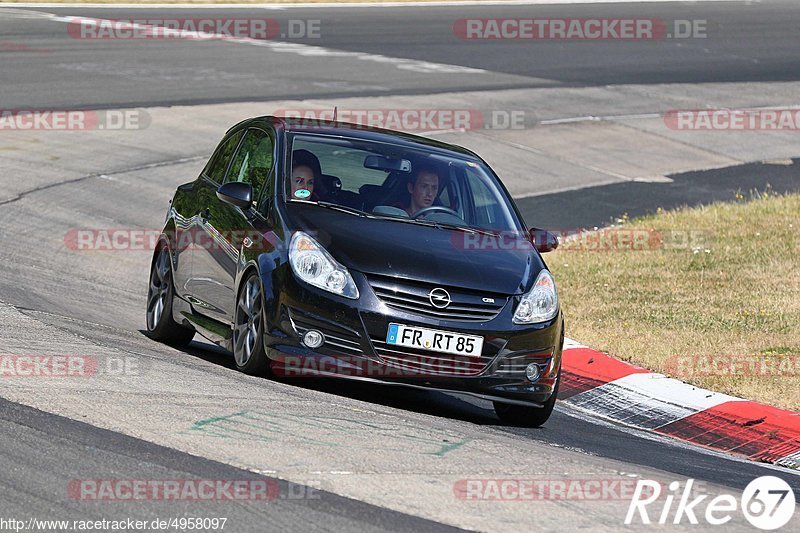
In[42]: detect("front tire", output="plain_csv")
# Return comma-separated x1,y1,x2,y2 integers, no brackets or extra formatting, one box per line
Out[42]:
233,273,271,376
493,378,559,427
146,245,195,346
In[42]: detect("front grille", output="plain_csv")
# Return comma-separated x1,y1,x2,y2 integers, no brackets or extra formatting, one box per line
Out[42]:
368,274,507,322
370,337,496,377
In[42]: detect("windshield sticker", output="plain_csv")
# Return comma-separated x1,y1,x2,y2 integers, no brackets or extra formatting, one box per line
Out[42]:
294,189,311,199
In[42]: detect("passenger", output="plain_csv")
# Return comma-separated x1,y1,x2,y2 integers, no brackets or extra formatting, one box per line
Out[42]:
405,165,440,217
290,149,321,200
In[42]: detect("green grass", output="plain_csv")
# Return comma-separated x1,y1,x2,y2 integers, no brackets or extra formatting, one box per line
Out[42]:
550,189,800,410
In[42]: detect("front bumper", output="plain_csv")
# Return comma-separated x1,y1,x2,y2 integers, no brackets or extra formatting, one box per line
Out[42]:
263,269,564,405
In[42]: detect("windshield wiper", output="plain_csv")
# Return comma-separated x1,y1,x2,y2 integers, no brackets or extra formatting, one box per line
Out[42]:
312,203,502,236
385,217,500,237
427,221,499,237
315,201,370,218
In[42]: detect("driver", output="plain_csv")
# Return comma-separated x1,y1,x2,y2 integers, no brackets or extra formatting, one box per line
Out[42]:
405,166,439,217
290,149,320,200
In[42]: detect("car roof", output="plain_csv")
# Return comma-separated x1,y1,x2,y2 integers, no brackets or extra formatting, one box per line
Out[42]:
243,115,484,160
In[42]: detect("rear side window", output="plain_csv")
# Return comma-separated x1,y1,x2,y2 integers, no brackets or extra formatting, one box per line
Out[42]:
225,129,274,198
203,130,244,184
293,137,399,193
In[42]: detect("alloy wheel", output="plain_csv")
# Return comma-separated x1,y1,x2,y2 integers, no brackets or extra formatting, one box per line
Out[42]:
147,247,171,331
234,276,263,367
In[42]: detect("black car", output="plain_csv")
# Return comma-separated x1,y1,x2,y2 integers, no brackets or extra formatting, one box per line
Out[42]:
146,116,564,426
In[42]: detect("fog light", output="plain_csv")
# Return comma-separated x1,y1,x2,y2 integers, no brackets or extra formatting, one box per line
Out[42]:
525,363,541,382
303,330,324,349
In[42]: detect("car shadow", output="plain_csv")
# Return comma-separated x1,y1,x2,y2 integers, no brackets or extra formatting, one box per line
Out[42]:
279,377,501,426
140,330,501,426
181,338,237,370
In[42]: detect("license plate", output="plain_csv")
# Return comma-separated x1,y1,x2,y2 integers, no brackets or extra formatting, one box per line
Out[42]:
386,323,483,358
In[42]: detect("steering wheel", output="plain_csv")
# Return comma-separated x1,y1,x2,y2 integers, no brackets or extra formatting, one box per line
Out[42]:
413,205,460,219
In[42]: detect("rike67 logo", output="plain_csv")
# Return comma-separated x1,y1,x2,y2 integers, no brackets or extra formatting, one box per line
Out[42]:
626,476,796,530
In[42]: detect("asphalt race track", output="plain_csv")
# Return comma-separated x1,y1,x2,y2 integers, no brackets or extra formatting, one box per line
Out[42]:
4,1,800,108
1,1,799,531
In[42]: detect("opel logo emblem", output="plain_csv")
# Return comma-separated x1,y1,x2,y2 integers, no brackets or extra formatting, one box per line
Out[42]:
428,288,451,309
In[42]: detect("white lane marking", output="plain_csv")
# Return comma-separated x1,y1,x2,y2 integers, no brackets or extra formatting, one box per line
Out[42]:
541,105,800,126
776,450,800,470
564,372,745,430
0,1,752,9
632,175,673,183
563,337,587,350
420,128,469,136
0,8,53,17
41,14,485,75
620,372,745,411
540,113,661,125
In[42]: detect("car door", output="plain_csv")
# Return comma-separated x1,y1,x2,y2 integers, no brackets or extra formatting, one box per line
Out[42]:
183,129,245,312
190,126,276,323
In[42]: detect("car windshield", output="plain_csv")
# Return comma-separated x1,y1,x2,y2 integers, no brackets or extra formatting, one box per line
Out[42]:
285,133,523,233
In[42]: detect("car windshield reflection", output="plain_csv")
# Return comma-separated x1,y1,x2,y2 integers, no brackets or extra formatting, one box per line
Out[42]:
285,134,523,234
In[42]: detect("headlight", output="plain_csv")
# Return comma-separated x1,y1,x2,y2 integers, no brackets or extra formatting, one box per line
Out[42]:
289,232,359,299
513,269,558,324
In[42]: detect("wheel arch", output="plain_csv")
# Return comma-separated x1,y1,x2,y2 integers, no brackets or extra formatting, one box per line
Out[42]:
152,219,179,271
233,253,285,332
235,261,261,299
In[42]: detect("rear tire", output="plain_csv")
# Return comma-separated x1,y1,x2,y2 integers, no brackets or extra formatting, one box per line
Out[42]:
493,378,559,427
233,272,272,376
145,245,195,347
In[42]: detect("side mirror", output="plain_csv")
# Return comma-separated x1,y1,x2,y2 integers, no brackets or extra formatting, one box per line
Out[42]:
530,228,559,253
216,182,253,210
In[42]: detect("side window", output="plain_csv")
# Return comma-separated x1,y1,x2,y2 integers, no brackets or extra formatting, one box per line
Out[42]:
438,166,462,215
439,180,462,216
467,168,503,229
203,130,244,184
225,129,274,200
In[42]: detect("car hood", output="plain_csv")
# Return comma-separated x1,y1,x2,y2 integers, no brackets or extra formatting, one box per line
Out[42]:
285,204,543,295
